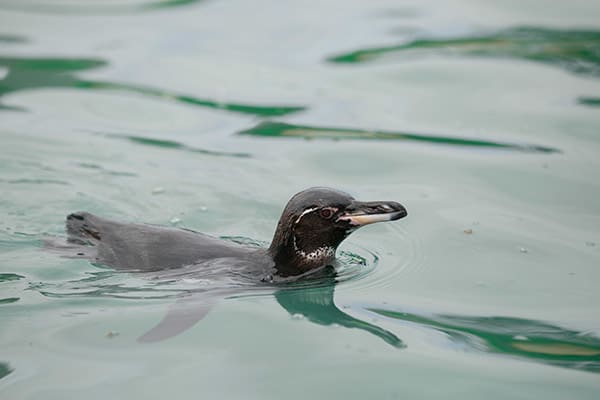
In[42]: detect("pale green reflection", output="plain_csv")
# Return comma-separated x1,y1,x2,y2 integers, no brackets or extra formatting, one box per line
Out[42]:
370,308,600,373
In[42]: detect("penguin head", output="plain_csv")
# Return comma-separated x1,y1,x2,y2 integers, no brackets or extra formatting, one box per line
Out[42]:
269,187,407,275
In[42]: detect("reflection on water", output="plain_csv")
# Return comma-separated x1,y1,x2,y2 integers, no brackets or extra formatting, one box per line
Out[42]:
276,277,405,348
32,269,189,300
33,245,402,346
0,56,306,117
0,0,203,14
0,34,26,44
370,308,600,373
0,273,25,283
0,273,22,305
0,178,69,185
0,362,13,380
329,27,600,78
579,97,600,107
239,121,560,153
101,132,252,158
138,275,405,345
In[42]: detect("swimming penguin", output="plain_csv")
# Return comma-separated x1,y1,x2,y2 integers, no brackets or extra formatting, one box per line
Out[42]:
63,187,407,279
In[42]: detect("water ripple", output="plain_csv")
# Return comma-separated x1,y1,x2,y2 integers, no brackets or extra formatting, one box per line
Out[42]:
238,121,560,153
328,27,600,78
0,0,204,15
33,232,385,304
0,297,19,305
0,273,25,283
100,132,251,158
579,97,600,107
338,222,424,296
0,56,306,117
0,34,27,44
0,178,69,185
0,362,13,381
368,306,600,373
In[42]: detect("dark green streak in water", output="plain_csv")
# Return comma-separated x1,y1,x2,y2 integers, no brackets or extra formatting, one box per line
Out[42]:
0,34,27,44
0,0,203,15
0,273,25,283
0,56,305,117
370,308,600,373
0,178,69,185
102,133,251,158
238,121,560,154
0,362,13,380
328,27,600,78
0,104,26,112
0,297,19,305
578,97,600,107
78,81,304,117
145,0,203,10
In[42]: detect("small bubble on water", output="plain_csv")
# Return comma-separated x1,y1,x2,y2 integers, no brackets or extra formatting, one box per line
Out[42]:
519,247,528,254
291,313,304,320
513,335,528,341
151,187,165,195
106,331,119,339
200,206,208,212
170,217,181,224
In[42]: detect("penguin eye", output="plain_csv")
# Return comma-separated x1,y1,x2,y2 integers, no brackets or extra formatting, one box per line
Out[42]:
319,208,334,219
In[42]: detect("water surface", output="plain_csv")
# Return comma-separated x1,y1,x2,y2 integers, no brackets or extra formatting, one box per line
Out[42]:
1,0,600,399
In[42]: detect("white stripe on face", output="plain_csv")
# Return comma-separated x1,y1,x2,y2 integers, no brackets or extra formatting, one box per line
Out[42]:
294,207,319,225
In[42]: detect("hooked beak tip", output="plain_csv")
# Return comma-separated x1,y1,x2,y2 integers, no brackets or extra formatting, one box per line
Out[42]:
338,201,407,227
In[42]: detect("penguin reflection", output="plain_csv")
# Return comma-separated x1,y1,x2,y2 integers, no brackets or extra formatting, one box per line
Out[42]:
139,268,403,348
274,272,404,348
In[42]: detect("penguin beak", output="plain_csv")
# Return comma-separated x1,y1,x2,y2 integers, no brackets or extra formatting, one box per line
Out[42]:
337,200,407,227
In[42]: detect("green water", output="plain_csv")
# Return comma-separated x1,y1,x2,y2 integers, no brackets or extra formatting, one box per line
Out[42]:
1,0,600,398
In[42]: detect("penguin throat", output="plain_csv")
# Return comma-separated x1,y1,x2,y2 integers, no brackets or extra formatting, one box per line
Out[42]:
292,233,335,267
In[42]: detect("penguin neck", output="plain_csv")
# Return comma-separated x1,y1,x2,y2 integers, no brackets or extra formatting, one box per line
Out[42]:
268,222,336,276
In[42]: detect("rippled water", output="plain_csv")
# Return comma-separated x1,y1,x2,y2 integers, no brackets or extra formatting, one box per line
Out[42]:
2,0,600,398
